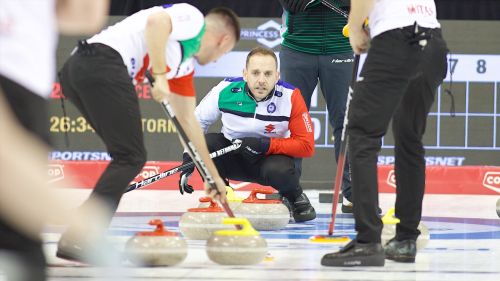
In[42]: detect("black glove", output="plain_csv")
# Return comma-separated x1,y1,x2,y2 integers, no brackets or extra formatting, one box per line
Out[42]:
235,137,271,163
178,153,195,194
278,0,312,14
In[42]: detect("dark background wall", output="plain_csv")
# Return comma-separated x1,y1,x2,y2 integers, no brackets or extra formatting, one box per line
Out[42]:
109,0,500,20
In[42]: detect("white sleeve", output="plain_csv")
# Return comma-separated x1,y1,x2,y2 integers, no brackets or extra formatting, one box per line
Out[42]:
195,82,227,133
163,3,204,41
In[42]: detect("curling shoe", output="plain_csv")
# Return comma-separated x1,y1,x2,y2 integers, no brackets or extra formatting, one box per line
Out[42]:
321,239,385,267
384,238,417,263
282,193,316,222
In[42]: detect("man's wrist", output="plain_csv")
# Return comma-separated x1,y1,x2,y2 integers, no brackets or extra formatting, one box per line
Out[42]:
152,70,167,76
347,22,364,33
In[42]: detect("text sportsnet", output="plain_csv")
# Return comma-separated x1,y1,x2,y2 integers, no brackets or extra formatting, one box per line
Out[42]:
378,156,466,166
50,151,112,161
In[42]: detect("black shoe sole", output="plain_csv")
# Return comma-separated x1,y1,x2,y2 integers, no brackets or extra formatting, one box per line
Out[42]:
321,254,385,267
385,255,415,263
293,211,316,222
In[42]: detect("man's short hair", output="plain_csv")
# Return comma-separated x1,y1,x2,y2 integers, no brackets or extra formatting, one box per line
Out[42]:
246,46,278,68
207,7,240,41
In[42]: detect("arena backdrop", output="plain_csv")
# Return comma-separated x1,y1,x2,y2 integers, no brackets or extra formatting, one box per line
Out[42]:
49,17,500,189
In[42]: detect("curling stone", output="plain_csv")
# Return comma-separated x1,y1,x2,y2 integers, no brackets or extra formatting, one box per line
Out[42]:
179,197,233,240
234,187,289,231
206,218,267,265
125,219,187,266
496,198,500,218
381,208,430,250
198,186,244,209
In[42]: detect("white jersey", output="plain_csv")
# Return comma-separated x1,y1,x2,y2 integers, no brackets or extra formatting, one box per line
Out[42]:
195,78,315,158
87,3,204,83
0,0,57,98
369,0,440,38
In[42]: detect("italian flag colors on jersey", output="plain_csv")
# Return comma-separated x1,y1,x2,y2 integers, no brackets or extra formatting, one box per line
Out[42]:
195,78,315,158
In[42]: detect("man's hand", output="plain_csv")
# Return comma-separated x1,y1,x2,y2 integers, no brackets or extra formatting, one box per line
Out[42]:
348,26,370,54
235,137,270,163
347,0,373,54
278,0,312,14
205,176,227,203
178,153,195,195
151,76,169,103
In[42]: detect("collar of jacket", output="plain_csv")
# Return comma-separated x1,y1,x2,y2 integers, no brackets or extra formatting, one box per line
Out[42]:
244,83,276,103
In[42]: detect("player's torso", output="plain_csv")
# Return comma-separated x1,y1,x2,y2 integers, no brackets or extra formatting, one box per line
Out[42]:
280,2,351,55
217,79,295,139
87,5,202,82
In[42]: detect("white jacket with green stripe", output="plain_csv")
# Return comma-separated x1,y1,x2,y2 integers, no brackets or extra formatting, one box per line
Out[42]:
195,77,315,158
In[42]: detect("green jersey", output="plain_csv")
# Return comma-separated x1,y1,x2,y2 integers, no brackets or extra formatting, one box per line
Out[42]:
281,0,351,55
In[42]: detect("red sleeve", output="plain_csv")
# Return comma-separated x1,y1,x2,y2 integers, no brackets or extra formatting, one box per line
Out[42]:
267,88,315,158
168,71,195,97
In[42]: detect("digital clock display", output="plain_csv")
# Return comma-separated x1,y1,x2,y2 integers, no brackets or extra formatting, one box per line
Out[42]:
49,116,94,133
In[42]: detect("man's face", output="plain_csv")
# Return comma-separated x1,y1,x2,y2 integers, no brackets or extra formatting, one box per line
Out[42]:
243,54,279,101
195,33,235,65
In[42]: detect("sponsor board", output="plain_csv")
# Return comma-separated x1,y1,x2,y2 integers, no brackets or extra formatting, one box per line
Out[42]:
386,170,396,188
240,20,281,48
482,172,500,193
50,151,112,161
377,166,500,194
51,161,500,195
48,164,64,183
378,156,466,166
131,165,160,185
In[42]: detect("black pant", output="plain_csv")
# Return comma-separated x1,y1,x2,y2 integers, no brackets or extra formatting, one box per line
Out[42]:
280,47,353,199
0,76,48,280
347,26,448,243
0,75,50,145
205,133,303,200
59,43,146,224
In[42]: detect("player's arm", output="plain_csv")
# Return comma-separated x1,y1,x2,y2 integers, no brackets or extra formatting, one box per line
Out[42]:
163,74,226,200
177,79,223,195
347,0,373,54
267,89,315,157
145,11,172,102
168,92,227,201
56,0,109,35
145,8,226,200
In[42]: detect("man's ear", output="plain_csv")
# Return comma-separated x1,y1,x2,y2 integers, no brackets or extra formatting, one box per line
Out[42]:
218,33,231,47
242,68,248,82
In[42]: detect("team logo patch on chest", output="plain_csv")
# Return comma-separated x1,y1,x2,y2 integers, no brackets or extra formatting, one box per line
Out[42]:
267,102,276,113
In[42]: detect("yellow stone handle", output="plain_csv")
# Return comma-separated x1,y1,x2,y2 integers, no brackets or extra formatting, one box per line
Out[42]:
214,218,260,236
342,19,370,38
225,186,243,202
382,207,401,225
